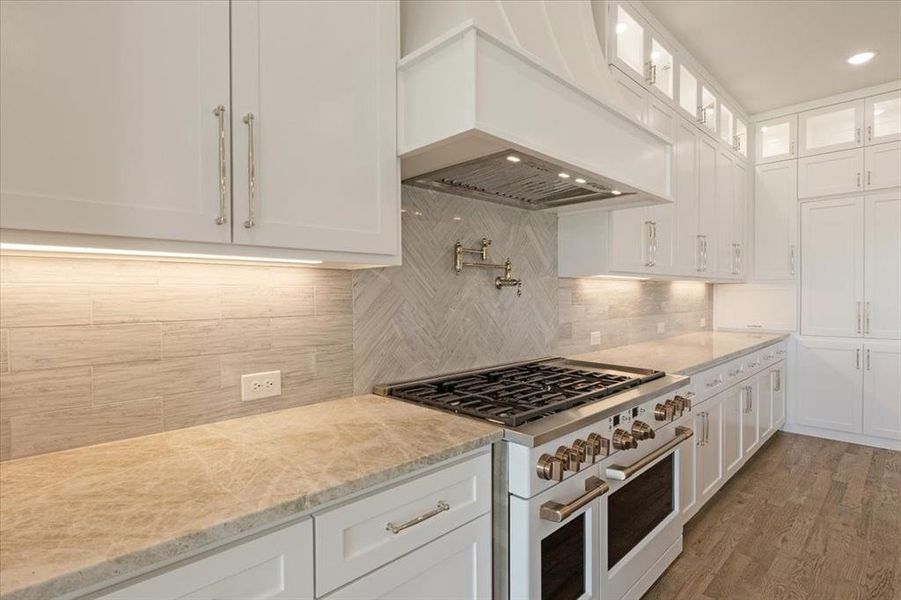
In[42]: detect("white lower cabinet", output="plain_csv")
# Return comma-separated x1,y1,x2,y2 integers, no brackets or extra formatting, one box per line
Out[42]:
325,514,491,600
694,393,724,509
741,382,759,456
862,341,901,441
771,362,787,428
721,385,744,478
795,338,864,433
99,520,314,600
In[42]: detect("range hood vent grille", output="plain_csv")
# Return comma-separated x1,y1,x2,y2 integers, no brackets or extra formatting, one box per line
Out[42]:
404,151,635,210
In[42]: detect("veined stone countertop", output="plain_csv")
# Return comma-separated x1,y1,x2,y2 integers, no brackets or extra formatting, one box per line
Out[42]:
0,395,502,600
568,330,789,376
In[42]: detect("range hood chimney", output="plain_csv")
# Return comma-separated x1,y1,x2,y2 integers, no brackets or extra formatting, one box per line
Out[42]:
398,0,673,211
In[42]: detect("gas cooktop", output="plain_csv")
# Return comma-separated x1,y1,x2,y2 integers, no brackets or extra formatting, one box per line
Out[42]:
373,358,665,427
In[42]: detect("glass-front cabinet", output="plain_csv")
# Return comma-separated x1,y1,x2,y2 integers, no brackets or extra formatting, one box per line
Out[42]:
678,64,698,121
648,36,674,100
611,2,675,103
720,103,734,146
865,90,901,145
612,3,645,80
734,118,748,156
700,85,717,133
755,114,797,164
798,99,864,157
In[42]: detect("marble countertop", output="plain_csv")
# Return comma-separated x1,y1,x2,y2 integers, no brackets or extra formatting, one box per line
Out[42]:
568,330,789,376
0,395,503,600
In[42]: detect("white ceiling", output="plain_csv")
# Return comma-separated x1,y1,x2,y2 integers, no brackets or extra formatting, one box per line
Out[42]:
642,0,901,115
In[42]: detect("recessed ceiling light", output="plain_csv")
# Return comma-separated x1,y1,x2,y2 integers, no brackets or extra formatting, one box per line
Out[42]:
615,23,627,34
610,189,622,195
575,178,587,184
847,51,875,65
558,172,570,179
506,155,521,162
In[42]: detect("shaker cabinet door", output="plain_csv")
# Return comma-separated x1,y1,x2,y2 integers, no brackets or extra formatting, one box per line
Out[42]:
864,193,901,339
0,0,232,243
864,141,901,192
230,0,399,256
755,160,798,280
796,338,864,434
862,342,901,441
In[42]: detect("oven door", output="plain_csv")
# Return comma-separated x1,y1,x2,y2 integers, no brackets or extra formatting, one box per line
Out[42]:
509,465,607,600
600,425,694,600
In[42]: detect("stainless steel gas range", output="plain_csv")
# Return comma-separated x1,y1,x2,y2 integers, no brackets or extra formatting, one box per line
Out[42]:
374,357,696,600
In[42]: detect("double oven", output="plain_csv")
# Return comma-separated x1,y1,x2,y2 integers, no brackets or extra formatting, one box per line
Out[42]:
506,385,694,600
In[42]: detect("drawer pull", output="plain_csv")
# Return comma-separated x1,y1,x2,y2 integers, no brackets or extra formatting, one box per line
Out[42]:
539,476,609,523
606,427,694,481
386,501,450,534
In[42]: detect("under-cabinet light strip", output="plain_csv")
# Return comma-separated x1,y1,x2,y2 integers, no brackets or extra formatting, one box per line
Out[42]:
0,243,324,265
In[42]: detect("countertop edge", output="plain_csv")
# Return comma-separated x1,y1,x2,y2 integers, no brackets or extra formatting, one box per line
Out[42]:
0,430,502,600
672,333,790,376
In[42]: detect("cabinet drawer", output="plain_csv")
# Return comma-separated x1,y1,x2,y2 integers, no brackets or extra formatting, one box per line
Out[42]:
99,520,313,600
314,452,491,596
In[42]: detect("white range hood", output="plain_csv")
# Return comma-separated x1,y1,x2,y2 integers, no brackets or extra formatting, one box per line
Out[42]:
397,0,672,211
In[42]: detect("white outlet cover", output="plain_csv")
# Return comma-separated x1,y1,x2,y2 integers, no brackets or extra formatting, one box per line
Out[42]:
656,322,666,334
589,331,601,346
241,370,282,401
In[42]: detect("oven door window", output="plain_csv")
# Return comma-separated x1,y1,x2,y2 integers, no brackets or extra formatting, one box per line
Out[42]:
607,453,675,569
541,513,585,600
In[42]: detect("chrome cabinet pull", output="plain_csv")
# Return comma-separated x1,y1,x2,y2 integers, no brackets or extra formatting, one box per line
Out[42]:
790,140,795,156
856,127,861,143
704,412,709,445
606,427,694,481
857,172,861,188
866,349,871,370
243,113,257,229
867,170,872,186
213,105,228,225
856,348,861,370
865,301,871,335
645,221,654,267
539,476,608,522
857,301,863,334
386,501,450,534
696,235,704,272
789,244,796,277
867,124,872,141
651,221,658,267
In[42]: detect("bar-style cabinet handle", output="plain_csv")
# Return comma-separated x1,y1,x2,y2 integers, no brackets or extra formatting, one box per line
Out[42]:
856,348,861,370
857,301,862,334
865,301,871,335
386,501,450,534
213,105,228,225
243,113,257,229
866,349,871,371
789,245,796,277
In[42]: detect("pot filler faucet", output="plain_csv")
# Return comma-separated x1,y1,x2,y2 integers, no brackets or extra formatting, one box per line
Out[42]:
454,238,522,296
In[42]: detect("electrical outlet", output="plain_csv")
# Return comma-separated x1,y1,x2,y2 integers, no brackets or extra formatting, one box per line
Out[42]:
241,370,281,401
700,317,707,327
657,322,666,334
589,331,601,346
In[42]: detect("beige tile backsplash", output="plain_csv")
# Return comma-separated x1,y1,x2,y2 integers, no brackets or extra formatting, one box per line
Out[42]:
0,255,354,460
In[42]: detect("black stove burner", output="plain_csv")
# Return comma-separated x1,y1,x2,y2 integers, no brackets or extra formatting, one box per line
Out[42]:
385,360,664,427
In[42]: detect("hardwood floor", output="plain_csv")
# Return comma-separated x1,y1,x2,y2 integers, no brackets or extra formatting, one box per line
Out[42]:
644,432,901,600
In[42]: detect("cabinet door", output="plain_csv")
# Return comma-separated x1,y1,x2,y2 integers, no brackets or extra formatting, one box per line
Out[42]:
681,411,699,519
720,104,735,146
863,342,901,441
732,161,747,279
864,193,901,339
700,84,718,135
801,197,864,337
100,520,314,599
713,149,736,277
798,148,864,199
757,370,774,441
796,338,863,433
610,2,646,83
647,96,675,139
0,0,231,243
756,115,797,164
722,386,744,478
648,34,675,102
734,118,748,157
609,207,651,272
611,66,648,125
771,362,787,429
673,117,701,275
231,0,399,255
696,399,724,505
864,142,901,191
677,64,700,123
799,99,865,157
326,515,491,600
742,383,759,455
697,136,718,274
865,90,901,145
755,161,798,280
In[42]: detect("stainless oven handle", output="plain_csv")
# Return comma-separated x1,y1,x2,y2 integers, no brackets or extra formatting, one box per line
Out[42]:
605,426,694,481
539,476,609,523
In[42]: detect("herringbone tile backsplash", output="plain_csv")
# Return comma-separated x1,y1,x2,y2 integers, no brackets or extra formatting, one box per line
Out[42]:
0,186,712,460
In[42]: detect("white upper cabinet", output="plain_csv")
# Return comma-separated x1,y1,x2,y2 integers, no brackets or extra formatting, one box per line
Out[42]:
672,117,701,275
713,148,736,277
798,99,865,157
230,0,399,255
801,197,864,337
755,160,798,280
697,135,718,274
734,118,748,156
611,3,646,82
755,115,797,164
677,64,699,122
648,35,675,101
611,66,648,125
865,90,901,145
0,0,232,243
700,84,717,134
863,341,901,441
864,193,901,339
798,147,864,199
865,141,901,191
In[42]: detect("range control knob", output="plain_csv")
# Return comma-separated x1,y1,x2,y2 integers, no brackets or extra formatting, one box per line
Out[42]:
555,446,581,472
674,394,692,413
536,454,565,481
631,420,655,440
612,428,638,450
587,433,610,459
653,402,671,421
665,399,678,418
573,438,596,463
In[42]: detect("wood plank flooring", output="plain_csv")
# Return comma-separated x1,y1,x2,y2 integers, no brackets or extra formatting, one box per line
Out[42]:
643,432,901,600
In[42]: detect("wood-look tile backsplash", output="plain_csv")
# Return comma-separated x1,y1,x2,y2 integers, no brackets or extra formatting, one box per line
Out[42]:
0,255,353,460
